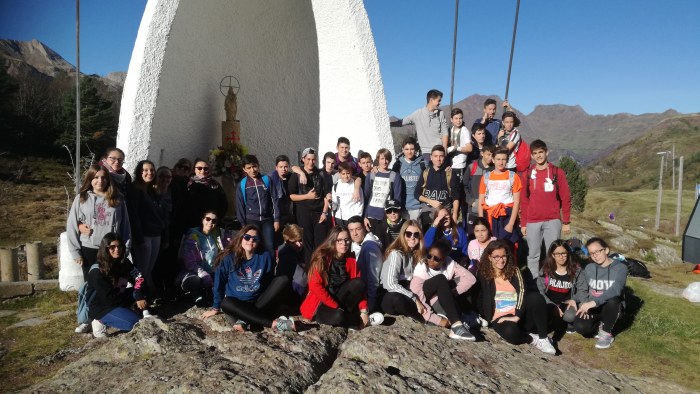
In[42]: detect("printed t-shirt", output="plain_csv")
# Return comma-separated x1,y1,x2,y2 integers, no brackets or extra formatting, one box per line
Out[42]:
479,171,522,207
492,279,518,321
545,270,573,305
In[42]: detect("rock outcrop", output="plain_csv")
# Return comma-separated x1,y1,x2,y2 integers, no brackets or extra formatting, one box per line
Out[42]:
29,311,690,393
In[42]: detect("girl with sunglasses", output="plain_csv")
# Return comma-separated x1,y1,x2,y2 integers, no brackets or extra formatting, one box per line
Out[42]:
379,220,425,321
202,225,295,332
537,240,586,337
572,237,628,350
300,226,371,328
424,207,469,267
410,239,477,340
476,240,556,354
88,233,145,338
183,158,228,231
177,211,229,306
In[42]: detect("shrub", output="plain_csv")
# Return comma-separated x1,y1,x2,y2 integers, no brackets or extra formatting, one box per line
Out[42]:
559,156,588,213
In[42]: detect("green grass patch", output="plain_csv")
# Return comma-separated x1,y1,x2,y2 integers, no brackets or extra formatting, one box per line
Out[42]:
560,279,700,391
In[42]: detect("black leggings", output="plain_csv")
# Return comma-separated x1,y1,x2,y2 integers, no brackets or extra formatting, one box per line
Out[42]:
80,246,99,281
314,278,366,328
573,297,621,336
491,292,549,344
220,276,289,327
181,275,211,302
423,275,462,324
381,291,424,322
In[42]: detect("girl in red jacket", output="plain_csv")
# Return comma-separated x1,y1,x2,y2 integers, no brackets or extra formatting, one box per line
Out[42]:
300,226,370,328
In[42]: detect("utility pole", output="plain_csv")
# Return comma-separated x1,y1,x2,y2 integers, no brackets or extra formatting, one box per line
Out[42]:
671,144,675,190
74,0,81,193
448,0,459,115
655,152,667,231
676,156,684,236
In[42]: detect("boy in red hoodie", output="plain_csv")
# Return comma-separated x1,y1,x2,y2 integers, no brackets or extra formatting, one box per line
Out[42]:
519,140,571,278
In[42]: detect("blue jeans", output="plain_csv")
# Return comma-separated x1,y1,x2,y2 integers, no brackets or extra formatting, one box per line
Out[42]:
248,218,275,256
100,307,141,331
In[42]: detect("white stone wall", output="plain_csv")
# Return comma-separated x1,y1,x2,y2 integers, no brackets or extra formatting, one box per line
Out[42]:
118,0,392,174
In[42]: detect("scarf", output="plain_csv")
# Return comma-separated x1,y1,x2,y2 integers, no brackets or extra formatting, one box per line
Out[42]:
188,174,220,190
101,159,127,175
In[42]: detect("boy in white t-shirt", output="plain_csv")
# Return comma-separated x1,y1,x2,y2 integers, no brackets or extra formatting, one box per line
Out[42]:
478,147,522,244
332,161,364,227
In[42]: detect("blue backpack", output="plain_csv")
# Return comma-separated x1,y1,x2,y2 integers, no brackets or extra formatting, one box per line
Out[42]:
76,264,100,324
239,175,271,205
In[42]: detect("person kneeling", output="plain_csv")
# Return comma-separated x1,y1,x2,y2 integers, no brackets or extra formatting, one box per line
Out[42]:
476,240,556,354
300,226,376,328
410,239,477,341
201,225,295,332
88,233,146,338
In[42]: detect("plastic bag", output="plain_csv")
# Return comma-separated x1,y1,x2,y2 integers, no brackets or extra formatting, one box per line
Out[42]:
682,282,700,303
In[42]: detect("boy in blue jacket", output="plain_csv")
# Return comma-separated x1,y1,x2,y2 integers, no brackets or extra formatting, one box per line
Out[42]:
236,155,279,255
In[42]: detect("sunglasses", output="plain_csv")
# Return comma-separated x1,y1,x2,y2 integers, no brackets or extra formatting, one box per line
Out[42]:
195,166,210,172
386,208,400,214
404,231,421,239
204,217,218,224
426,253,442,263
242,234,260,242
108,244,121,250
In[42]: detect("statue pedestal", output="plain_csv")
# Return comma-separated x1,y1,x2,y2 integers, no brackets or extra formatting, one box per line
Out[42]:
220,120,241,220
219,173,237,221
222,120,241,145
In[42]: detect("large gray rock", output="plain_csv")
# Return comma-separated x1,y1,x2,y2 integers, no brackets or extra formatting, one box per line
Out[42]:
308,317,690,394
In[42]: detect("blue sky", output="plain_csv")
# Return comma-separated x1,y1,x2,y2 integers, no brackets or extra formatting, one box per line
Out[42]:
1,0,698,117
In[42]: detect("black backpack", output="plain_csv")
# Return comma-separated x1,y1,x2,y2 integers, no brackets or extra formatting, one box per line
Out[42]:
609,253,651,279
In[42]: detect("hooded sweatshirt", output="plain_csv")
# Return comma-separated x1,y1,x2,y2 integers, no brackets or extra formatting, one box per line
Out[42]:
580,259,628,306
393,155,425,211
66,192,131,260
410,257,476,325
353,232,383,311
212,251,274,309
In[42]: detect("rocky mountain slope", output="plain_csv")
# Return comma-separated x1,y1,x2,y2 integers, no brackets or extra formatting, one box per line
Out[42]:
29,310,690,393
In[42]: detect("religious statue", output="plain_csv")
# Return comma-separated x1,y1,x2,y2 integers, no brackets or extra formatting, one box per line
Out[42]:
224,85,238,121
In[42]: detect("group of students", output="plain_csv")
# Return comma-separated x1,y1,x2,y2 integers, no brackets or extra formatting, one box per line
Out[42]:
66,92,628,353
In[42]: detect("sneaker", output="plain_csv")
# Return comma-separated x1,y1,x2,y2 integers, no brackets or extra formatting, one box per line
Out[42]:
91,319,107,338
461,311,479,329
566,324,576,334
530,334,556,355
233,319,249,332
595,331,615,349
369,312,384,326
477,316,489,328
142,309,153,318
594,323,603,339
449,324,476,341
275,316,296,332
74,323,91,333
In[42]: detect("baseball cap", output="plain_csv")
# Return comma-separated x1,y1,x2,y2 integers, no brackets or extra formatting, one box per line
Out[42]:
301,147,316,158
385,199,400,211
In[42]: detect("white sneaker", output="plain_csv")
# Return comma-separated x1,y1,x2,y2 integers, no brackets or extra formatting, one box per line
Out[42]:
530,334,556,355
142,309,153,318
369,312,384,326
74,323,91,333
91,319,107,338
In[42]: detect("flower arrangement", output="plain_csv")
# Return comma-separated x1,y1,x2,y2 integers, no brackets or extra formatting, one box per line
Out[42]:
209,141,248,180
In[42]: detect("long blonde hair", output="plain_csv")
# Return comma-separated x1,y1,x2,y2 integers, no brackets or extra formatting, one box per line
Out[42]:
384,220,424,265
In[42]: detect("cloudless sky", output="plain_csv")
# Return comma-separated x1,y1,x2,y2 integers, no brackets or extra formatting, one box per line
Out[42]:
1,0,698,117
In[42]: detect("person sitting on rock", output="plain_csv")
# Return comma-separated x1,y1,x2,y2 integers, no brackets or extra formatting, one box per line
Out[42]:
466,217,496,273
410,239,477,341
572,237,628,350
475,240,556,354
536,239,586,339
423,207,469,267
88,233,146,338
201,225,295,332
300,226,377,328
379,220,425,322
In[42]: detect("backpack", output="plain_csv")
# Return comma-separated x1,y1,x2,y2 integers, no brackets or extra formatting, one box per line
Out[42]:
609,253,651,279
422,167,453,195
239,175,271,205
482,170,515,200
514,137,531,173
525,164,563,199
76,264,100,324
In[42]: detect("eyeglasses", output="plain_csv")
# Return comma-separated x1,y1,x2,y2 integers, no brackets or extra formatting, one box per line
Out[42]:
336,238,351,244
107,156,124,162
589,248,607,257
386,208,400,214
404,231,421,239
489,255,507,261
204,217,218,224
553,252,569,257
195,166,210,172
108,244,121,250
242,234,260,242
426,253,443,263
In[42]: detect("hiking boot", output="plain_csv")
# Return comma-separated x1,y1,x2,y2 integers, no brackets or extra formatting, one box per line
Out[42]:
369,312,384,326
530,334,556,355
595,331,615,349
74,323,91,333
449,324,476,341
92,319,107,338
275,316,296,332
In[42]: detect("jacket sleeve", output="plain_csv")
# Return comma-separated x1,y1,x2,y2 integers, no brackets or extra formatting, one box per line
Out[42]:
127,260,146,301
127,187,144,244
572,268,587,303
519,171,530,226
409,269,442,326
381,251,415,300
536,272,555,305
181,236,203,274
594,263,628,306
458,227,469,257
118,198,132,254
557,167,572,223
358,243,382,311
451,262,476,295
308,267,339,309
414,169,425,201
212,258,230,310
363,175,372,214
514,270,527,318
423,226,437,249
392,172,404,208
66,196,83,260
235,178,246,225
270,178,280,222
